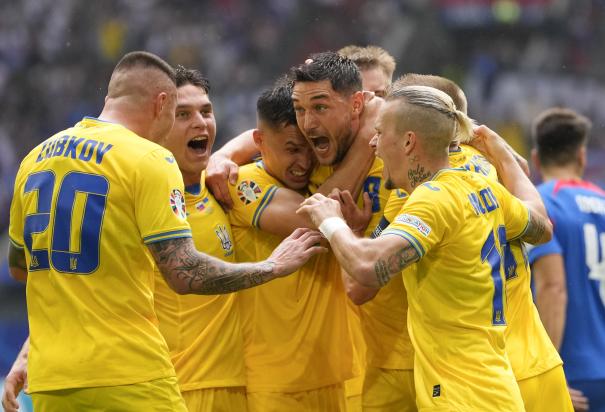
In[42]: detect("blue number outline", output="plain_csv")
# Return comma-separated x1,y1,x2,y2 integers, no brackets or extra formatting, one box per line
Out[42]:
22,170,109,275
23,171,56,271
481,225,507,325
363,176,381,213
51,172,109,274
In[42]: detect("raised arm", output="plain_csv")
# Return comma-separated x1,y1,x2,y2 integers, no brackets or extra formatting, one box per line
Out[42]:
297,193,420,288
149,228,324,295
205,129,258,208
471,125,552,244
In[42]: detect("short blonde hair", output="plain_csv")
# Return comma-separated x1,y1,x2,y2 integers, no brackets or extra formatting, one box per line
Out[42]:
387,85,474,147
338,45,396,81
392,73,468,114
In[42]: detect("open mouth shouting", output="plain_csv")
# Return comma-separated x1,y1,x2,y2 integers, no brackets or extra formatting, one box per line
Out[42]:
187,135,209,155
309,136,330,156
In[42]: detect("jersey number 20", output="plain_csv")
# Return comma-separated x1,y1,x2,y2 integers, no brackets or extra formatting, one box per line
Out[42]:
23,170,109,275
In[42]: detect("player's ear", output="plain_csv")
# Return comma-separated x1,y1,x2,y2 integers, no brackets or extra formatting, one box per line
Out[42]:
403,131,416,155
351,91,364,116
252,129,263,149
154,92,169,119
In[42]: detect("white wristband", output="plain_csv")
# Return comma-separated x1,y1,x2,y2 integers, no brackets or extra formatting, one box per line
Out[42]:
318,217,349,241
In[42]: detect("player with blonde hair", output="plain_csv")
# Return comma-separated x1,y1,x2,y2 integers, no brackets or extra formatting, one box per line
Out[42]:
338,45,396,98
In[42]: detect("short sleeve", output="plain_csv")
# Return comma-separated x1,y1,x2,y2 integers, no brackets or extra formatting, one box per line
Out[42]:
134,150,191,244
528,194,562,263
227,165,279,229
491,181,531,241
380,185,447,258
528,236,563,264
8,168,25,248
370,189,409,239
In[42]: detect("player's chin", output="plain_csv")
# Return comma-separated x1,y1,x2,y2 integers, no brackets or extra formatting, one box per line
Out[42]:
313,150,336,167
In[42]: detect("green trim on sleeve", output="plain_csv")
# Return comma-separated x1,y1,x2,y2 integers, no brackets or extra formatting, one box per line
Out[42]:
252,185,278,228
381,229,426,258
8,236,24,249
509,207,531,241
143,229,192,244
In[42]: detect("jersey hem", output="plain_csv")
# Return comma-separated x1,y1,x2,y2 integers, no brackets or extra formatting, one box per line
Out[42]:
515,357,564,382
178,378,247,392
246,375,352,393
28,368,176,393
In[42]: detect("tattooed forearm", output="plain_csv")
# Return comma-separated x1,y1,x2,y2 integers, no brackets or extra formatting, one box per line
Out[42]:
521,212,548,245
373,242,420,286
149,237,275,295
407,164,432,189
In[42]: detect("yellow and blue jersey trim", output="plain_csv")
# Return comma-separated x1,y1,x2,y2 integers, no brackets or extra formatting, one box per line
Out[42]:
142,228,192,244
252,185,278,228
381,228,426,258
508,207,532,242
8,236,24,249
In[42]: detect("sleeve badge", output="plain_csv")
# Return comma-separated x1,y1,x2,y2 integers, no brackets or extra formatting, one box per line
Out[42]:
237,180,261,205
169,189,187,219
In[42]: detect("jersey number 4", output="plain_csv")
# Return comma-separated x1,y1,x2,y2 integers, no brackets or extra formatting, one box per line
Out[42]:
585,223,605,307
23,170,109,275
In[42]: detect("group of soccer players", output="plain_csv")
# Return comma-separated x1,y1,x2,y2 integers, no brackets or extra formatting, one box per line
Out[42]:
2,44,604,412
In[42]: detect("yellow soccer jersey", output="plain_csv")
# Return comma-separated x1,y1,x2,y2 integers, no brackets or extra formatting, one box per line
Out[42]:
8,117,191,392
449,144,498,181
309,157,391,232
154,177,246,391
228,161,354,392
451,145,562,380
314,160,412,372
382,168,528,410
364,188,413,371
310,158,392,394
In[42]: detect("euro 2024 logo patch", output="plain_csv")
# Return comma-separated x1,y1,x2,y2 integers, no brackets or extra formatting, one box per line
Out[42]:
169,189,187,219
237,180,261,205
395,214,432,237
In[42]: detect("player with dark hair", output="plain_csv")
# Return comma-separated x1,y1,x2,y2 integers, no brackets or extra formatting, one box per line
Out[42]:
153,66,247,411
2,52,322,412
530,107,605,412
291,51,366,167
298,84,553,411
226,78,361,411
338,45,396,98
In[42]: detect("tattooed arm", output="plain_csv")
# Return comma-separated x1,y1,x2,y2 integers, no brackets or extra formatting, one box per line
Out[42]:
328,229,419,288
297,194,420,288
149,228,325,295
472,125,552,244
8,243,27,282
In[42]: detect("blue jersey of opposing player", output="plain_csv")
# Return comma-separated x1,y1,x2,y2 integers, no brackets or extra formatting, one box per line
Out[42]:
529,179,605,382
